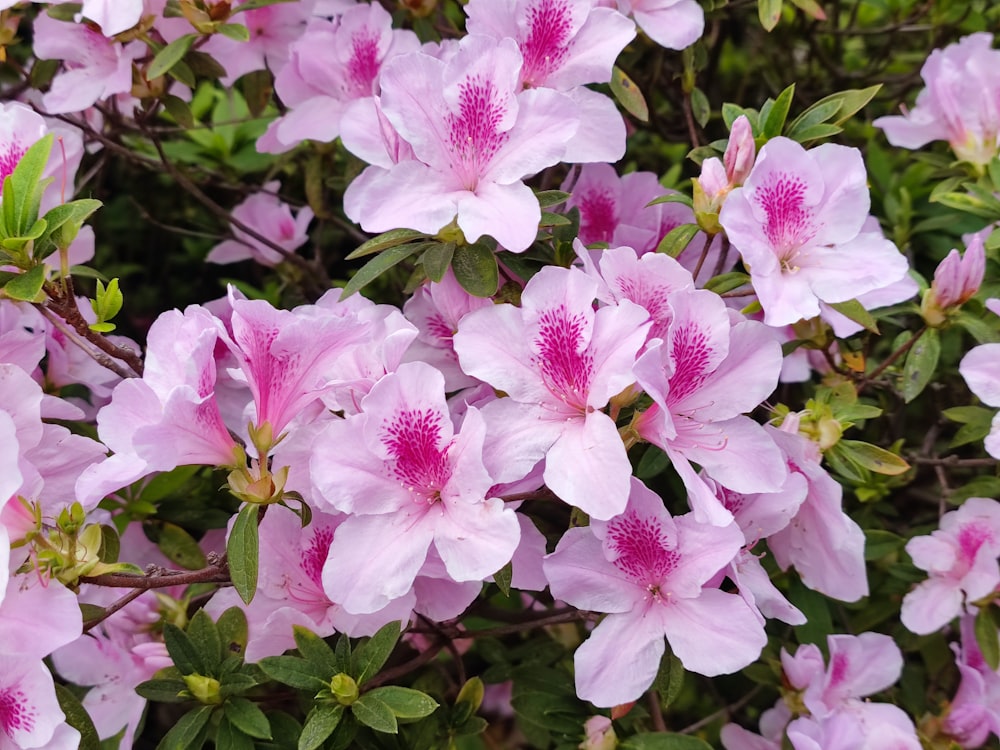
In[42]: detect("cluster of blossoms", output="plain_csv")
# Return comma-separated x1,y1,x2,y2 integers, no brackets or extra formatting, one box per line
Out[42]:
2,1,1000,748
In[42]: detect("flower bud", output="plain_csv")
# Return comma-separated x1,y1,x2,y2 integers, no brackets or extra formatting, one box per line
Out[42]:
579,716,617,750
922,234,986,327
330,673,359,705
183,674,222,705
724,115,756,186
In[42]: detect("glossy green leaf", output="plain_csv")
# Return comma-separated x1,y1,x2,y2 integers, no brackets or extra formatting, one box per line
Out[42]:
763,84,795,138
836,439,910,476
976,606,1000,671
148,34,196,80
341,242,425,298
163,623,205,676
610,66,648,122
298,705,344,750
536,190,570,208
827,298,879,334
223,697,271,739
215,716,253,750
155,521,207,570
135,678,189,703
690,87,710,128
3,134,53,240
3,264,46,302
451,242,498,298
493,561,513,597
227,504,260,605
156,705,213,750
352,693,398,734
704,271,751,294
346,228,426,260
292,625,339,677
55,684,100,750
901,328,940,403
652,649,685,710
354,621,401,685
216,23,250,42
258,655,329,691
758,0,783,30
420,241,455,283
365,686,438,720
656,223,699,258
187,609,222,673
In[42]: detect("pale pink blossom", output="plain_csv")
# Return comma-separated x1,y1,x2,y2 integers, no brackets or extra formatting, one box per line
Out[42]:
207,182,314,266
901,497,1000,634
944,615,1000,747
453,265,650,519
543,478,765,706
344,35,578,252
960,342,1000,459
0,102,46,185
923,233,986,324
78,0,144,36
874,33,1000,166
0,656,79,750
606,0,703,50
719,137,909,326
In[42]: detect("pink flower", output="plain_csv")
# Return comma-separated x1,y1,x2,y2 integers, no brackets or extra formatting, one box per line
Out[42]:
719,137,909,326
944,615,1000,748
0,102,46,185
344,35,578,252
874,33,1000,166
310,362,520,614
207,182,314,266
453,265,650,519
543,478,765,706
257,6,420,153
901,497,1000,634
0,656,79,750
465,0,635,162
960,341,1000,459
611,0,703,50
78,0,144,36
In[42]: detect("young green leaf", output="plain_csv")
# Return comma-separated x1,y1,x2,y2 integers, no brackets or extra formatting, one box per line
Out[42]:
292,625,339,676
257,656,329,691
148,34,196,80
3,264,46,302
156,705,214,750
341,242,426,298
365,686,438,720
227,504,261,605
610,66,648,122
346,228,427,260
975,606,1000,671
826,299,879,334
901,328,940,403
163,623,206,676
758,0,783,30
298,705,344,750
763,84,795,138
351,693,398,734
656,224,699,259
353,621,401,685
836,440,910,476
187,610,223,674
223,697,272,739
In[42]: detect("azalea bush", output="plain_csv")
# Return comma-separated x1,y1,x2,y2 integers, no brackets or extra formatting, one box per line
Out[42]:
4,0,1000,748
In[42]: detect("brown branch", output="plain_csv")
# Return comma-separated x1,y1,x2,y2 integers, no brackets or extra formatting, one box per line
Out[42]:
83,587,148,633
860,326,926,387
80,563,230,589
38,306,136,381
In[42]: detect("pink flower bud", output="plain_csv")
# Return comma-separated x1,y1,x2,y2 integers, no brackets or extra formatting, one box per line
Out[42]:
724,115,756,186
928,234,986,312
580,716,617,750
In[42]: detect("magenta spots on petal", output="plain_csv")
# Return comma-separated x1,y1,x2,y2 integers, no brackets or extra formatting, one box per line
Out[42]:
668,324,711,404
0,144,27,184
447,76,510,190
578,189,617,245
520,0,572,87
381,408,451,495
301,527,334,587
756,174,815,262
606,511,679,588
827,651,849,688
0,687,36,735
426,313,455,343
533,305,594,410
615,275,671,341
957,522,994,568
719,487,748,515
347,30,381,97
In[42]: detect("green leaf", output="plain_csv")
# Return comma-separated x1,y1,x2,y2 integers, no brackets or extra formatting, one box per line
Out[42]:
789,0,827,19
690,87,710,128
163,623,205,675
976,606,1000,671
292,625,339,677
230,0,296,12
55,684,101,750
155,521,208,570
610,66,648,122
3,264,46,302
763,84,795,138
187,609,223,673
646,193,693,209
493,561,513,597
365,686,438,720
621,734,713,750
420,242,455,283
346,228,426,260
455,677,485,714
536,190,570,208
162,94,195,129
652,648,685,710
539,211,571,227
352,693,398,734
135,678,189,703
156,705,213,750
217,23,250,42
354,621,401,685
901,328,940,403
827,298,879,334
758,0,783,30
704,271,751,294
954,310,1000,344
341,242,424,298
451,242,498,298
148,34,196,80
227,504,260,605
224,697,271,739
215,716,254,750
656,223,699,259
636,446,670,479
298,705,344,750
952,476,1000,504
334,634,352,674
257,655,329,690
836,439,911,476
931,191,1000,221
3,134,54,240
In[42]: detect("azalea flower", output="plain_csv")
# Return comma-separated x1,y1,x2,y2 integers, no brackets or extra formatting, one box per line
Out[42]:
543,477,765,706
206,182,314,266
719,137,909,327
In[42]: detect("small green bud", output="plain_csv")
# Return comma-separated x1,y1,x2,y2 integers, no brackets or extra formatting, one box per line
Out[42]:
183,674,222,705
330,673,359,706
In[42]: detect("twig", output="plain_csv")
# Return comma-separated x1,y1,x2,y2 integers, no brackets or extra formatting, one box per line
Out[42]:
83,587,147,633
38,306,136,380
